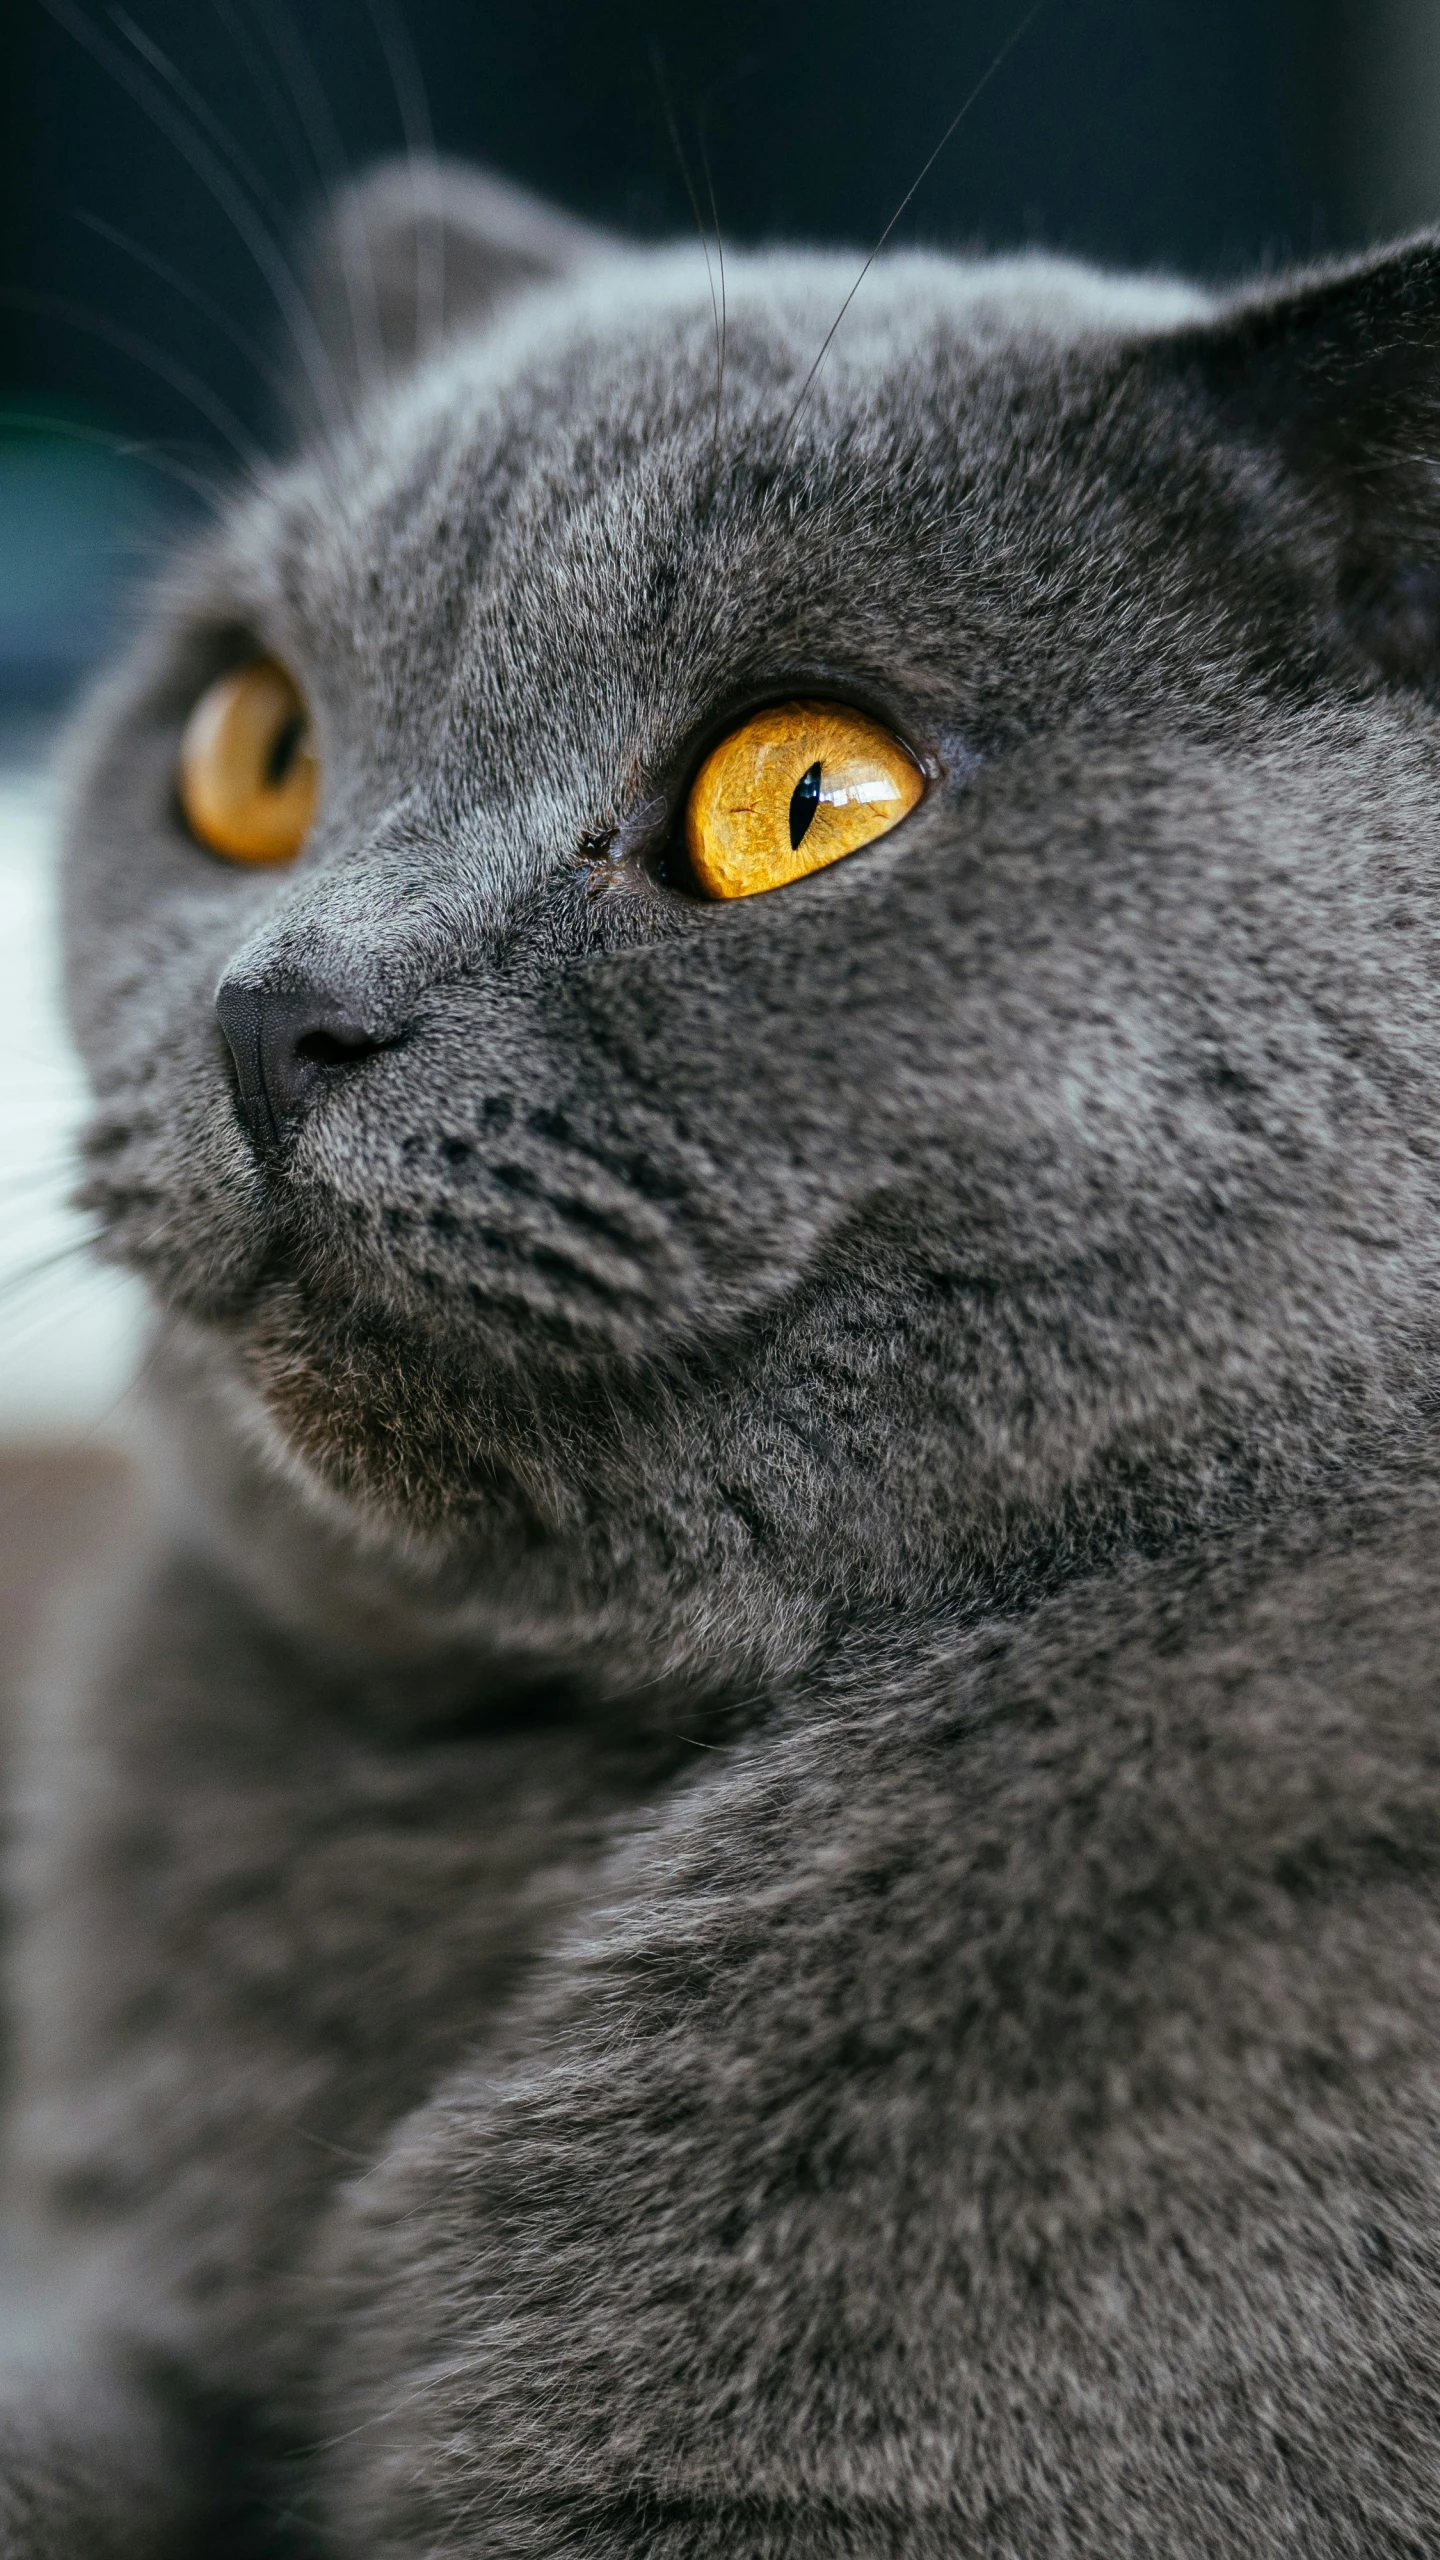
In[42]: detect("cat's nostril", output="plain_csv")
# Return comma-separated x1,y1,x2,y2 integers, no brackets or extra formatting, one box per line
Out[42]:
215,977,397,1150
294,1024,385,1070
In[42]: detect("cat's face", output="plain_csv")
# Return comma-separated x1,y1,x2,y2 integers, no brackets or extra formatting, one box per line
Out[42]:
60,175,1440,1692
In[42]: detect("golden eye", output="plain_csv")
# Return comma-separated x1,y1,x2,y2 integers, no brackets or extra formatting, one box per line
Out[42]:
177,657,318,866
684,700,923,900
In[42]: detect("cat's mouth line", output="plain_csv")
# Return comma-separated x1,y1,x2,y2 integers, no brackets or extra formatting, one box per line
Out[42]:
75,1104,847,1369
73,1142,693,1344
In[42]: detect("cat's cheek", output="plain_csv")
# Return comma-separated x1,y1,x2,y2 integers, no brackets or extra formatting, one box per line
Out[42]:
74,1101,279,1322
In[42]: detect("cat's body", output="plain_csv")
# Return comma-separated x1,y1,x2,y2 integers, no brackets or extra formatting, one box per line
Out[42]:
11,168,1440,2552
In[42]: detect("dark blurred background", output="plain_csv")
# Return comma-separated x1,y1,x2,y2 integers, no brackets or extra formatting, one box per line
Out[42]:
2,0,1439,703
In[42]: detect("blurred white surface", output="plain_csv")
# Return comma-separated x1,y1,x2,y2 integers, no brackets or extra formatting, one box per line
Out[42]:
0,757,148,1440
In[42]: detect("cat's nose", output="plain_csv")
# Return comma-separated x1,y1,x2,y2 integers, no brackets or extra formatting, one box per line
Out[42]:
215,977,397,1149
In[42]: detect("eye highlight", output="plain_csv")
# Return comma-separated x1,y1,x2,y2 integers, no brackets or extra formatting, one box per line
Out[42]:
685,701,923,900
178,658,318,866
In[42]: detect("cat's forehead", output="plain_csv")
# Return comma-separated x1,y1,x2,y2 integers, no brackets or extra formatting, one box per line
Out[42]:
191,242,1214,790
232,246,1212,611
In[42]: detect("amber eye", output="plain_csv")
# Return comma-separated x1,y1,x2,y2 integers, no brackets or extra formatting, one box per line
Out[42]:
177,657,319,866
684,700,923,899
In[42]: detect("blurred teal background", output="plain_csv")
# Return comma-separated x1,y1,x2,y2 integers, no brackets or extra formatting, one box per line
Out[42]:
0,413,172,721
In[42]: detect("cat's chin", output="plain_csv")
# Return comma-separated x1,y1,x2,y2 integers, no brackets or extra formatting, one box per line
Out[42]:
232,1278,621,1540
144,1303,824,1716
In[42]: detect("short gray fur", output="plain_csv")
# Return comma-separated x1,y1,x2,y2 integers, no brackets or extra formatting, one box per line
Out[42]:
9,157,1440,2554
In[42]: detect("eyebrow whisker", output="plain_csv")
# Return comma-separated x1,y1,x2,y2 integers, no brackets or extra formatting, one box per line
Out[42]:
779,0,1048,452
651,41,724,489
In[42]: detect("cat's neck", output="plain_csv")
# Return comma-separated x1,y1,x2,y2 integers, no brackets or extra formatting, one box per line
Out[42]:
120,1311,1440,1749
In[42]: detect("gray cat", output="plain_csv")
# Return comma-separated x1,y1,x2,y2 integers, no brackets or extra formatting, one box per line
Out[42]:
8,154,1440,2555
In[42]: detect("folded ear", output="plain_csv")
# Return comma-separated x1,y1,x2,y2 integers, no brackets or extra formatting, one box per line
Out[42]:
1160,236,1440,678
299,157,614,427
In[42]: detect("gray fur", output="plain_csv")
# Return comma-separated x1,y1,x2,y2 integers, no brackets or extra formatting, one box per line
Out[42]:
10,161,1440,2552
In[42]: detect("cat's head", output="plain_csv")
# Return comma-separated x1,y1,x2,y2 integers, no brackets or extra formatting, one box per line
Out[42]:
61,164,1440,1695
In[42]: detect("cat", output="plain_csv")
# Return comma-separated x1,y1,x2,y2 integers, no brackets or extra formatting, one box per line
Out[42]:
8,148,1440,2555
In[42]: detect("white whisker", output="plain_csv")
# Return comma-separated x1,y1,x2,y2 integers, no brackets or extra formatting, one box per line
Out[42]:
38,0,347,452
74,211,300,429
0,408,224,508
209,0,313,198
108,5,296,240
239,0,386,401
363,0,445,363
0,287,262,477
780,0,1046,449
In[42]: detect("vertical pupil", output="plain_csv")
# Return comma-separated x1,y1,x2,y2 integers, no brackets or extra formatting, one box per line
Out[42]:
266,712,306,790
789,760,823,850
